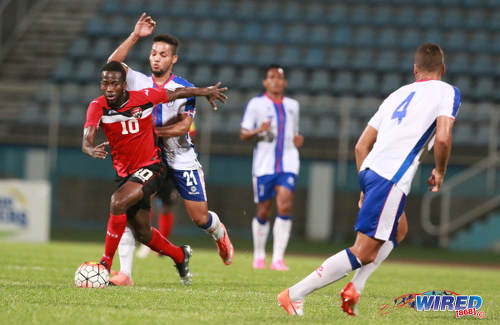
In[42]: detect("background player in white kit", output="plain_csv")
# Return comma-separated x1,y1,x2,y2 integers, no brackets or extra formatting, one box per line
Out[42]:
278,43,461,316
240,64,303,271
107,13,233,286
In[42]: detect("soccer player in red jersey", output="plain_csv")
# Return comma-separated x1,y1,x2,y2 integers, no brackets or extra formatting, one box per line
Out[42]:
82,61,227,285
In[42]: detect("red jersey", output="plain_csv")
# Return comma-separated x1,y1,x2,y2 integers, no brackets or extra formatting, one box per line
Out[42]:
84,88,168,177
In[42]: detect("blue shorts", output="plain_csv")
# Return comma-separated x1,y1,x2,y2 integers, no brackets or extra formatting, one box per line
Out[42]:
355,169,406,241
171,168,207,202
252,172,297,203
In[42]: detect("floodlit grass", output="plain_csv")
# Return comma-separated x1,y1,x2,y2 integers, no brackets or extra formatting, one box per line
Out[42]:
0,240,498,324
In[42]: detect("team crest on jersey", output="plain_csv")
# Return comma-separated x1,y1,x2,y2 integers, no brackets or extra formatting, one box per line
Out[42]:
130,107,142,118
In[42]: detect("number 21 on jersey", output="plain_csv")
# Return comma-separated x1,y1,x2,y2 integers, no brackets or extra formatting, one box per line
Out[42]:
392,91,415,124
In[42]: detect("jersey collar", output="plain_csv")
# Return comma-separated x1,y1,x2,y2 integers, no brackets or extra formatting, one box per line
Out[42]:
264,93,284,105
152,73,175,88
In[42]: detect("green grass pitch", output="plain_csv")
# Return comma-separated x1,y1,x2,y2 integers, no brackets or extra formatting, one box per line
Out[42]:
1,240,498,324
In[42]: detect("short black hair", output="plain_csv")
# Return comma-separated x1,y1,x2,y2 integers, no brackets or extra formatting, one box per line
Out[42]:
101,61,126,81
415,43,444,73
263,64,285,79
153,34,179,54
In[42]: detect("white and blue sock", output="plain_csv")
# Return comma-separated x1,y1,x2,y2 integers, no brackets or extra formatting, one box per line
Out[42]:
200,210,225,241
289,248,361,301
117,226,135,278
252,216,270,260
272,215,292,263
351,240,395,293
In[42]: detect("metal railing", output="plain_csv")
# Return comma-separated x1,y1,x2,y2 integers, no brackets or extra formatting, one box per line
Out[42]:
421,153,500,248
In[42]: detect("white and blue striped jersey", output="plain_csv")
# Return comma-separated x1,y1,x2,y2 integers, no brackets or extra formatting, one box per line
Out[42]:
126,66,201,170
241,94,300,177
361,79,461,194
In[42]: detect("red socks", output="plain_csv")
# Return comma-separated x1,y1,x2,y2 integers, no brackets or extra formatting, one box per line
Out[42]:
100,213,127,269
158,212,174,238
147,227,184,263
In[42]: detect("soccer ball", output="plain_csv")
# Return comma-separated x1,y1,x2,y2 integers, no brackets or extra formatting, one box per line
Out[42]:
74,261,109,288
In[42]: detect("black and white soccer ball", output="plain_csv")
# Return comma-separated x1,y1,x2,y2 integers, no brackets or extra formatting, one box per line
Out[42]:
74,261,109,288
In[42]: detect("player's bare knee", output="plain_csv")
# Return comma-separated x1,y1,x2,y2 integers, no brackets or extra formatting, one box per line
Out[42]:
110,193,128,214
134,227,152,244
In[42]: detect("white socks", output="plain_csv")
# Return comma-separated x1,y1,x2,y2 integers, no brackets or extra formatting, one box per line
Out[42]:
117,226,135,278
289,249,361,301
351,240,395,293
252,217,270,260
272,216,292,262
202,210,225,241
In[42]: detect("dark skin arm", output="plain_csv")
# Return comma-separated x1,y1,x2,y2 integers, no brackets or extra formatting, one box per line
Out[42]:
82,126,109,159
156,114,192,138
166,82,227,110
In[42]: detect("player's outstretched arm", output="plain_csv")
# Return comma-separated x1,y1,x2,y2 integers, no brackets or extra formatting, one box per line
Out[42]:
167,82,228,110
156,114,193,138
428,116,454,192
82,126,109,159
107,12,156,65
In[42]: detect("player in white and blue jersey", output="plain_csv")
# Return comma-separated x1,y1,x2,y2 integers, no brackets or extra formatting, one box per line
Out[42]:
105,14,233,286
240,64,304,271
278,43,460,316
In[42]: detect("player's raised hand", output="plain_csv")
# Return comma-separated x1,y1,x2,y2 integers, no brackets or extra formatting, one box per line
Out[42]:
204,82,228,111
427,168,444,192
132,13,156,38
90,141,109,159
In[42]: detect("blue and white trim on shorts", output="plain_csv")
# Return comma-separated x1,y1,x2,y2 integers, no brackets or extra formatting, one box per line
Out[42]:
172,168,207,202
355,169,406,241
252,172,297,203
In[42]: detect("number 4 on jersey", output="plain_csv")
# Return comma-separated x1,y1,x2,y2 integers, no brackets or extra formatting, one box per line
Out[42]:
392,91,415,124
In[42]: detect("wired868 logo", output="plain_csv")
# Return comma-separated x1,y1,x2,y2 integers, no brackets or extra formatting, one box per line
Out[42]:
379,290,485,319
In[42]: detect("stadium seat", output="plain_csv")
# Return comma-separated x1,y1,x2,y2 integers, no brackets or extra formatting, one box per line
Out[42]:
220,21,240,41
304,48,325,68
326,3,348,25
281,47,301,67
66,104,86,127
85,17,106,37
304,3,324,23
351,5,370,25
469,32,490,52
381,73,402,95
283,2,302,22
396,6,415,27
443,8,463,29
100,0,120,14
264,24,285,43
400,28,421,50
299,115,315,137
176,19,197,39
168,0,190,16
353,27,375,47
309,26,329,45
286,24,307,44
378,29,398,48
418,7,439,28
453,76,472,98
445,31,466,51
259,2,281,21
108,16,131,38
192,65,212,86
243,23,262,42
52,59,73,83
447,53,469,75
184,41,206,63
255,45,278,66
352,49,374,71
237,0,257,20
471,54,493,76
375,50,398,72
233,44,255,65
357,72,378,96
331,71,354,95
286,68,306,92
310,70,330,92
422,30,443,45
208,43,230,65
464,10,486,29
216,66,236,86
199,19,218,41
453,123,474,145
332,27,352,47
60,83,81,105
373,6,392,26
68,37,90,59
75,60,98,83
149,0,168,15
328,48,348,70
317,117,337,138
92,38,113,60
238,67,259,89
